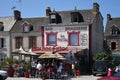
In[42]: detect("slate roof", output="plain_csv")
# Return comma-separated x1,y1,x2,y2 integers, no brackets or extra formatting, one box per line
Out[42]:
11,9,98,33
56,9,95,25
0,17,16,31
11,17,49,32
105,17,120,36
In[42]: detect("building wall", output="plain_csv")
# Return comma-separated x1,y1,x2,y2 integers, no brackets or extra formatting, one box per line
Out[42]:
11,32,42,52
43,25,89,50
0,32,10,58
106,38,120,51
91,13,104,55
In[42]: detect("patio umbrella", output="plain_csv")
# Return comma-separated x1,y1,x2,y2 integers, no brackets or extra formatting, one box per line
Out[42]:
54,53,63,58
12,46,28,61
12,46,27,54
38,52,56,59
58,57,66,60
27,48,38,61
54,53,66,60
28,48,38,56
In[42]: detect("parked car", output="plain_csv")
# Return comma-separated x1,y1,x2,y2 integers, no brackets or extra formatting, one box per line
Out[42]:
0,70,8,80
98,72,120,80
115,64,120,72
92,60,110,76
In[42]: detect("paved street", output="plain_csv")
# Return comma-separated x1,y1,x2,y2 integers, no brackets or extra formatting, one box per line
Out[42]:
7,75,101,80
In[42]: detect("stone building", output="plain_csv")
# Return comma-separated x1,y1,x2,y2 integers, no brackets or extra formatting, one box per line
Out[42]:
0,16,16,61
105,14,120,54
10,2,104,68
0,3,104,71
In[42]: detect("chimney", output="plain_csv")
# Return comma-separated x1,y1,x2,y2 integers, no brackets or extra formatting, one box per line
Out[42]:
46,7,51,16
14,10,21,20
0,22,3,27
0,22,3,24
93,2,99,13
107,14,111,21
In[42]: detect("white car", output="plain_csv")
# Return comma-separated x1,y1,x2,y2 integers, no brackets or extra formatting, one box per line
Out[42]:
0,70,8,80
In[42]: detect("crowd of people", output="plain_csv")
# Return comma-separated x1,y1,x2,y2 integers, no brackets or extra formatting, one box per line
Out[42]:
29,60,80,79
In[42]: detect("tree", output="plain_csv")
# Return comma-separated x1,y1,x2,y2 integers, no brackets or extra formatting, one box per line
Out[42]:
93,50,113,61
93,50,115,68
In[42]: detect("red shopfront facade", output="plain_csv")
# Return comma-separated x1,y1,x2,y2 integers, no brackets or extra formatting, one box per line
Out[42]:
33,25,91,65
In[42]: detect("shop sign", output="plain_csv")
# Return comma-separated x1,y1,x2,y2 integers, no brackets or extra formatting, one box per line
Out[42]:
32,46,69,52
57,34,68,42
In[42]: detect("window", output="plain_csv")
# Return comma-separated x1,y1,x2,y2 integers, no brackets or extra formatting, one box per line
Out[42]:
50,12,62,24
50,14,56,23
15,37,23,49
22,21,31,32
71,12,84,23
111,28,116,34
46,32,57,46
68,32,80,46
24,26,29,32
0,38,6,48
111,42,116,50
29,36,36,48
111,25,120,35
116,29,120,34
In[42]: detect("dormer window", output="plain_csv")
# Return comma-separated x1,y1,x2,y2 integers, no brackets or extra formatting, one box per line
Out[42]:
112,28,116,34
111,25,120,35
50,12,62,24
22,21,34,33
50,14,56,23
71,12,84,23
24,26,29,32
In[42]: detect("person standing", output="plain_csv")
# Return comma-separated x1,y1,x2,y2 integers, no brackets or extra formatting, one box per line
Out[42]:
36,62,42,77
57,63,63,78
107,68,112,77
30,61,36,77
71,62,75,76
36,62,42,71
75,61,80,77
31,61,35,68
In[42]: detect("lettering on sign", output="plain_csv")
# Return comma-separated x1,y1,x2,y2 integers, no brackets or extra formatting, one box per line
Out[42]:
32,46,69,52
57,34,68,42
65,27,80,31
45,27,53,31
81,34,88,46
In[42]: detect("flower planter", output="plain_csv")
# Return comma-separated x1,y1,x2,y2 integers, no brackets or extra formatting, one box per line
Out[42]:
75,70,80,76
24,72,29,78
7,70,14,77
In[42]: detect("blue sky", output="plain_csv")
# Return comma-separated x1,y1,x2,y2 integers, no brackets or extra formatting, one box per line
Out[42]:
0,0,120,30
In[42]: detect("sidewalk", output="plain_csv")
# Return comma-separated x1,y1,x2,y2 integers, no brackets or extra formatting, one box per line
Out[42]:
7,75,101,80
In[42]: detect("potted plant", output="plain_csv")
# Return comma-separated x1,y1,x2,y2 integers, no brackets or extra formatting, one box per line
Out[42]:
5,58,20,77
5,58,14,77
7,64,14,77
23,63,31,78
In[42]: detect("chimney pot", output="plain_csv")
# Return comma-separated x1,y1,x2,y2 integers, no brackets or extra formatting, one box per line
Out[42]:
46,7,51,16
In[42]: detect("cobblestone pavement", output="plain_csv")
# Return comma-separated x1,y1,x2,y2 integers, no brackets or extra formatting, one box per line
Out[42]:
7,75,101,80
